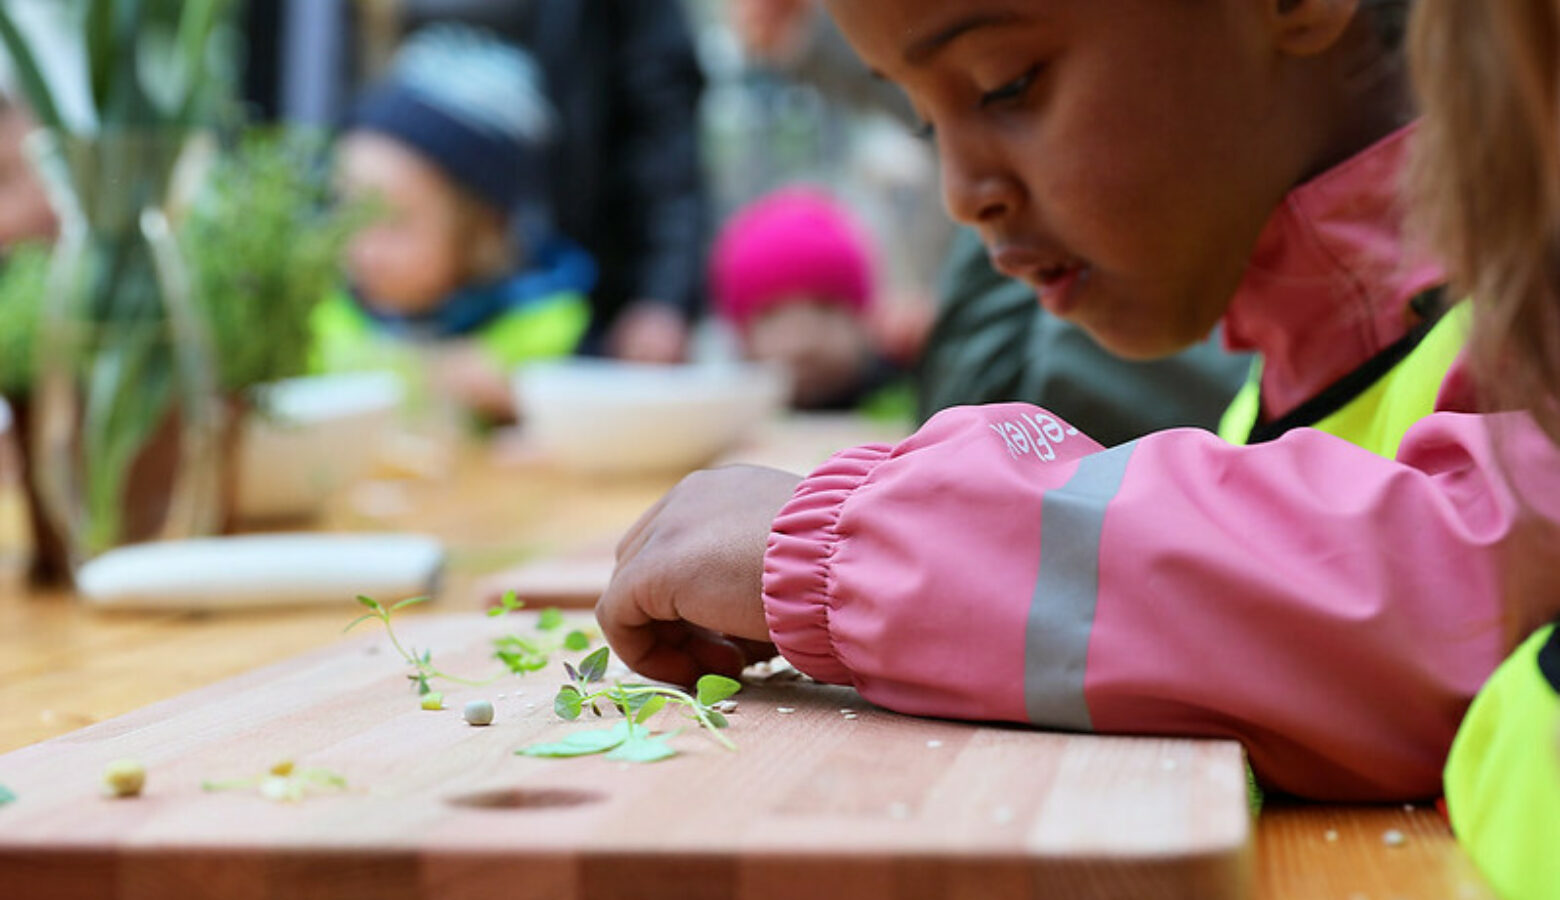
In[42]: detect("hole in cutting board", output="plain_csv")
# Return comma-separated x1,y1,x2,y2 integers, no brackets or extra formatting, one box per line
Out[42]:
446,787,605,811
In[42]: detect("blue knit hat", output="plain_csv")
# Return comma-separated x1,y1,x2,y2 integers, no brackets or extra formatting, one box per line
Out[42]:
349,25,554,216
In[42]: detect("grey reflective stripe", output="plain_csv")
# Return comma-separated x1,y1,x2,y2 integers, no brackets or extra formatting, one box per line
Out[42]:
1024,442,1138,731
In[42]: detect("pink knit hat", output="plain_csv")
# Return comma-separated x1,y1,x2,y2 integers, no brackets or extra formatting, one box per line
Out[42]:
710,187,876,331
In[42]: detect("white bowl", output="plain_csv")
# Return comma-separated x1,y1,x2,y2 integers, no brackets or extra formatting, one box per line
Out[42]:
234,371,402,522
513,359,788,475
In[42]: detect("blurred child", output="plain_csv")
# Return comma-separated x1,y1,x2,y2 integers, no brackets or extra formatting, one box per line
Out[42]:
593,0,1560,804
1407,1,1560,896
710,187,895,409
316,25,592,423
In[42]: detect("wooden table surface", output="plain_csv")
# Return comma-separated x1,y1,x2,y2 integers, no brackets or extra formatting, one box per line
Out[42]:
0,415,1495,900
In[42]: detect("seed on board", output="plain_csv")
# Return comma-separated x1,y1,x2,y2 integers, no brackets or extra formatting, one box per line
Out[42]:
776,707,796,714
421,692,445,711
926,740,944,749
464,699,495,726
102,759,146,798
1382,829,1407,847
711,700,739,714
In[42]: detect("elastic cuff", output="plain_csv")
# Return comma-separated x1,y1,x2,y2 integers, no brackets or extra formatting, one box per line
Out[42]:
762,443,892,684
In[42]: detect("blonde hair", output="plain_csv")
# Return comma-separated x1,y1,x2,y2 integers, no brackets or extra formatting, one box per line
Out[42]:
1408,0,1560,639
1407,0,1560,444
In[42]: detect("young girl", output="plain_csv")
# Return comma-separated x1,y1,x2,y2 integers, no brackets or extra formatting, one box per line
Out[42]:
596,0,1560,803
1407,0,1560,895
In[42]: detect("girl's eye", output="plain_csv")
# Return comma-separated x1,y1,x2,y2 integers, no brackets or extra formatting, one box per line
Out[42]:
980,65,1042,108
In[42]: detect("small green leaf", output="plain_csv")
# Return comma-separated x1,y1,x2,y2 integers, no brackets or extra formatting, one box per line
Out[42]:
501,590,523,612
606,733,678,763
554,685,584,720
421,692,445,711
563,630,591,651
563,661,580,683
705,710,729,730
342,613,377,634
696,675,741,707
356,595,380,610
634,695,669,725
390,596,431,612
518,723,630,758
486,605,505,618
0,784,15,807
537,608,565,631
578,647,610,683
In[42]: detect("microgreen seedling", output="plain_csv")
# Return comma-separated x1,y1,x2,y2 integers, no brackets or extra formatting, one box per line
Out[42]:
489,591,596,674
346,595,495,699
518,648,742,763
202,760,347,803
0,784,15,807
350,593,598,706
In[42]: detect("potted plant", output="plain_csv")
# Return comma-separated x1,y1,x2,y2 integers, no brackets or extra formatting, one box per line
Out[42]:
0,2,358,580
0,127,363,579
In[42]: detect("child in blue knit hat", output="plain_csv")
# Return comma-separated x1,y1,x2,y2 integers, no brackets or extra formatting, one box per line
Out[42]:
315,25,593,423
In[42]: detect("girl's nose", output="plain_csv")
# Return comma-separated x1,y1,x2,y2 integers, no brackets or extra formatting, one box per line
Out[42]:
941,144,1021,227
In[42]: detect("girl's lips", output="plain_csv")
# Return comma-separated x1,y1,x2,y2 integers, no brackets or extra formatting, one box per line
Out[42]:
1033,265,1088,317
988,246,1090,316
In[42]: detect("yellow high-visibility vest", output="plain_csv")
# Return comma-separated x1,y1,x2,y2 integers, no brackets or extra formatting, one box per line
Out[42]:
1218,300,1469,457
1445,623,1560,900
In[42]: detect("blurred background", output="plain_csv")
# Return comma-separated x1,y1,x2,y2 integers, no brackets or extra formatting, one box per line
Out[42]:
0,0,1244,589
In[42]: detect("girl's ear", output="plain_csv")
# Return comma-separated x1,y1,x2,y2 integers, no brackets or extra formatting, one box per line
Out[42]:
1271,0,1361,57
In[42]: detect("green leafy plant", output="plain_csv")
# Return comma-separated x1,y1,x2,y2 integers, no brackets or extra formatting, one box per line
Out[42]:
0,0,231,134
518,647,742,763
0,245,48,398
0,133,362,400
348,592,597,703
0,1,240,564
0,783,15,807
201,759,346,803
181,131,366,392
489,590,594,675
345,595,494,698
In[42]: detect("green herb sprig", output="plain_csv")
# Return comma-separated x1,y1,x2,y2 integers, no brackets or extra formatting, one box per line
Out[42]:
488,591,593,675
519,648,742,763
348,592,598,705
345,595,495,699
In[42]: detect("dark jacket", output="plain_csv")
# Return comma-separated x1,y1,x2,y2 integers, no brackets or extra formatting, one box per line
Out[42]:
917,229,1251,446
404,0,710,341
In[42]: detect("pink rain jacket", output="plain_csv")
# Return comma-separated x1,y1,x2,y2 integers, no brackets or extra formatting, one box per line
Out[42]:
760,126,1560,801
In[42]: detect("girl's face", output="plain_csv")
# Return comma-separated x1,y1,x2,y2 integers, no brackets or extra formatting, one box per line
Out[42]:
338,133,478,316
826,0,1322,358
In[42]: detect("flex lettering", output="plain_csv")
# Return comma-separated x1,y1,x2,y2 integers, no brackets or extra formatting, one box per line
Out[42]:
990,412,1081,461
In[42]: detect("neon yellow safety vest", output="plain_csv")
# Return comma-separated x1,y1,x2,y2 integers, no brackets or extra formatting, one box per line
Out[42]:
310,288,589,375
1218,300,1470,457
1445,624,1560,900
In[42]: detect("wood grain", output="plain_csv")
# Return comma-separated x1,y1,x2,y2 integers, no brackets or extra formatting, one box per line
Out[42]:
0,613,1252,900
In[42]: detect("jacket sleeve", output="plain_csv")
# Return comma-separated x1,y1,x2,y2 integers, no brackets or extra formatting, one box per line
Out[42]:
762,402,1556,801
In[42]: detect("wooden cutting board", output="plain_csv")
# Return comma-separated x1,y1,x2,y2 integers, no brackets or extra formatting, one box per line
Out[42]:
0,613,1252,900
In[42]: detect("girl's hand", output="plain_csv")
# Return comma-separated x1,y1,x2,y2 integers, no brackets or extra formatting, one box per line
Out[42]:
595,465,802,687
